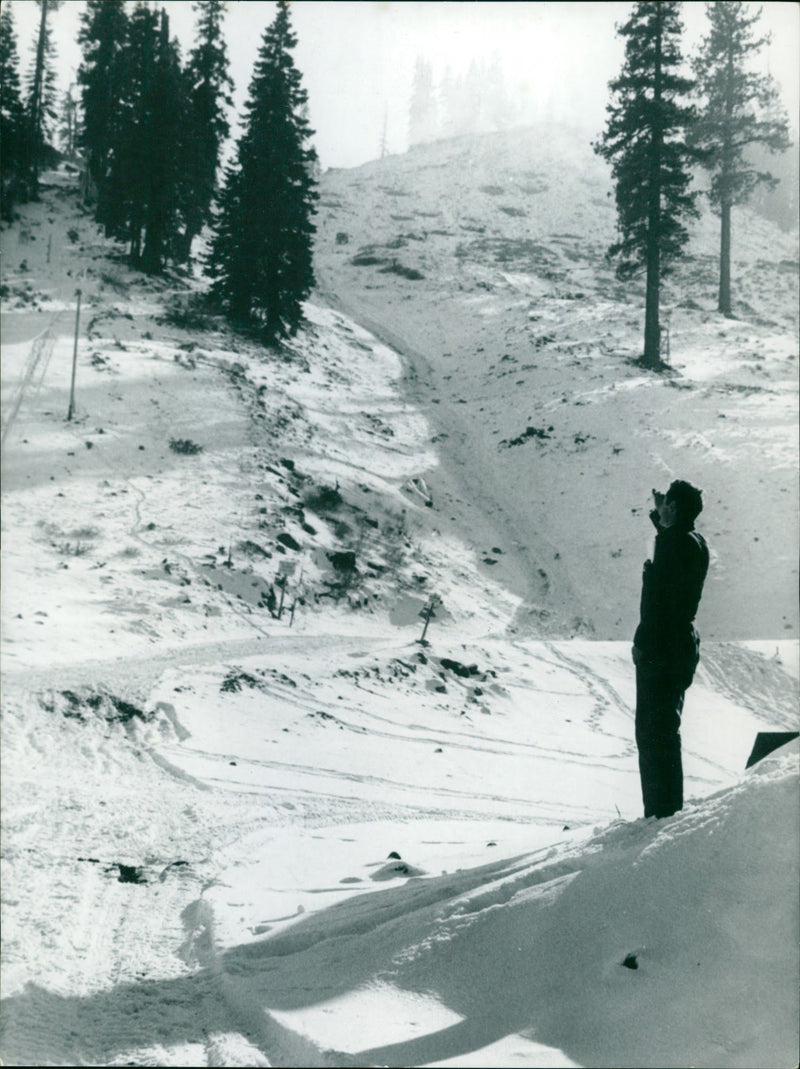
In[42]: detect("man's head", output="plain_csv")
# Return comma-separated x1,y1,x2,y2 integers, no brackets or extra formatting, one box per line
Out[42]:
659,480,703,529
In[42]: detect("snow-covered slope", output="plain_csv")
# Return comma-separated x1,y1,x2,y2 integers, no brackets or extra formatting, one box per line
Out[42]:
1,159,797,1068
316,123,800,641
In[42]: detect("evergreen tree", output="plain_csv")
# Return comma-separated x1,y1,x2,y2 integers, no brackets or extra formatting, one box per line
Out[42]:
463,60,485,135
0,3,26,216
58,84,77,158
439,66,457,138
176,0,233,263
485,55,512,131
594,2,698,368
101,4,184,273
24,0,62,196
691,1,790,315
103,2,160,259
77,0,129,206
408,56,437,146
208,1,318,337
140,9,184,273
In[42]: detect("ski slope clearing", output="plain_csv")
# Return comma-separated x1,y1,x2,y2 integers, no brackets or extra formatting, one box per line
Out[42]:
1,155,798,1068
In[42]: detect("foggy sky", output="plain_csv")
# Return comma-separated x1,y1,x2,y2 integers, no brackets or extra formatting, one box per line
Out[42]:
9,1,800,170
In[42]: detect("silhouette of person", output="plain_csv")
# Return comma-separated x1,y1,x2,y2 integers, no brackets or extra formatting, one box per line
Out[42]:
632,481,709,818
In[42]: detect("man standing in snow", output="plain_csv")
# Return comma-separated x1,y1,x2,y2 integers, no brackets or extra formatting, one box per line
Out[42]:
632,481,709,819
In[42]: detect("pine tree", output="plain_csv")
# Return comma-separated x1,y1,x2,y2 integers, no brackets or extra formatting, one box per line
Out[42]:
208,1,318,337
463,60,483,135
594,2,698,369
0,3,26,216
140,9,184,274
176,0,233,263
103,2,160,260
24,0,62,196
485,55,512,131
77,0,129,205
100,4,184,273
439,66,457,138
409,57,437,146
691,1,790,315
58,84,77,158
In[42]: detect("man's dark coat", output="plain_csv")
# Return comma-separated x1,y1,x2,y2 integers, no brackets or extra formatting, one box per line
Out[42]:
633,511,709,818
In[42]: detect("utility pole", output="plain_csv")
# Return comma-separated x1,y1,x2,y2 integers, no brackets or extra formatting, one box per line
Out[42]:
67,288,82,421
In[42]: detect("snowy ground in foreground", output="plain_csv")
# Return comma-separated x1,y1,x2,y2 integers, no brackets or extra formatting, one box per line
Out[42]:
1,169,798,1068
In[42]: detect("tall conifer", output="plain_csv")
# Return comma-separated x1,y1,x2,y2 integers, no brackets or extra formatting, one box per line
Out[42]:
100,4,183,272
140,9,184,273
103,2,159,260
594,2,698,368
176,0,233,263
77,0,128,207
208,1,317,337
57,84,77,158
24,0,62,196
691,1,790,315
408,57,437,146
0,4,26,216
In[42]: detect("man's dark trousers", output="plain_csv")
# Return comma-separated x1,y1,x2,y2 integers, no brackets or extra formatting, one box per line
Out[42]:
635,660,686,819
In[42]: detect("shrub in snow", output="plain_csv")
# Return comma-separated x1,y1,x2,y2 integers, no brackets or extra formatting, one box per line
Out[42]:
169,438,203,455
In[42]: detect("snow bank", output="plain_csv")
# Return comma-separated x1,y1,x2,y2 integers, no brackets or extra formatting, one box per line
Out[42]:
206,752,798,1069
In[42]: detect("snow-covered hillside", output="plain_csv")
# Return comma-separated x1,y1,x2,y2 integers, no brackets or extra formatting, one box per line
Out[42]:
1,152,797,1069
316,124,800,641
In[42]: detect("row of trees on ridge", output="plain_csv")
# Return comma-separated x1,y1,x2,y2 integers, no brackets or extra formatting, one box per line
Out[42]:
408,55,514,147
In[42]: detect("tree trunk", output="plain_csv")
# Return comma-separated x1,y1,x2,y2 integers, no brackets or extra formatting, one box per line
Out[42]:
129,217,142,267
140,11,170,275
642,5,663,369
27,0,49,196
174,228,194,265
140,224,162,274
643,230,661,367
718,200,732,316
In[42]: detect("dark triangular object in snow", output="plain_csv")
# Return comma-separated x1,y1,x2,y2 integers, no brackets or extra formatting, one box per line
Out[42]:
745,732,799,769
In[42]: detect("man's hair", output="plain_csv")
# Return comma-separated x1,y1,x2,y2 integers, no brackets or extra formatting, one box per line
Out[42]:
666,480,703,525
